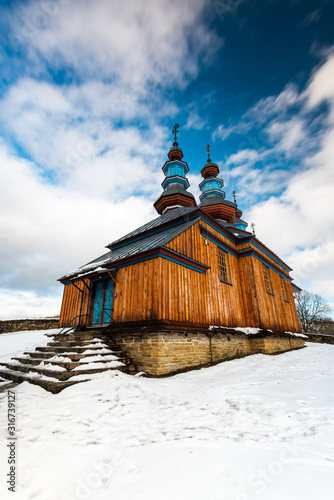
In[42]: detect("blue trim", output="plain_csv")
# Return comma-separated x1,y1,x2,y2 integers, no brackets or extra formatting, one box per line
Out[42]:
200,219,237,244
111,214,199,250
250,241,290,273
162,160,188,177
114,252,207,273
235,223,247,230
199,189,226,201
250,253,292,282
160,254,206,273
199,178,224,191
200,216,290,272
162,176,189,190
204,233,238,258
202,230,292,282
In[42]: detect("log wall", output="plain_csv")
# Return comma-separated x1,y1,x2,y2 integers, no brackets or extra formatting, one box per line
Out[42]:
59,220,301,333
59,279,91,327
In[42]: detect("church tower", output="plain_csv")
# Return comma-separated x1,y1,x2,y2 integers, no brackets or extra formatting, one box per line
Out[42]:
199,144,247,230
154,124,197,215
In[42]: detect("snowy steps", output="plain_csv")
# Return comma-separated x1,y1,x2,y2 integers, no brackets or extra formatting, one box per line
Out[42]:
0,331,137,393
0,377,18,393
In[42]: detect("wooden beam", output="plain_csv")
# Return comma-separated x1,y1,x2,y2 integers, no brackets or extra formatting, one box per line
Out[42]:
107,271,116,284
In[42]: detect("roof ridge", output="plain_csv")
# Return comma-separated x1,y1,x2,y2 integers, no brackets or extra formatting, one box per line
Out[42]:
106,206,199,248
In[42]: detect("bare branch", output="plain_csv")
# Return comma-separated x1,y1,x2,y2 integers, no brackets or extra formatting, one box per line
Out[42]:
295,290,331,332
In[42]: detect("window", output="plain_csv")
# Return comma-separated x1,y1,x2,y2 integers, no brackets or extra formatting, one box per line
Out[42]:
263,265,274,295
218,249,231,284
280,276,288,302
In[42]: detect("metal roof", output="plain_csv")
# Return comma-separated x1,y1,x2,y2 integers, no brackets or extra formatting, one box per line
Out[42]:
108,206,199,247
59,214,200,281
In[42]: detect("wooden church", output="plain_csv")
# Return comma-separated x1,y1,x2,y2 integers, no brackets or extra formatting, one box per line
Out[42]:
58,126,304,375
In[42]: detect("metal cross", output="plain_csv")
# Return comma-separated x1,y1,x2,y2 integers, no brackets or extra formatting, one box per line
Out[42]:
172,123,180,142
206,143,211,160
251,222,256,237
232,190,237,205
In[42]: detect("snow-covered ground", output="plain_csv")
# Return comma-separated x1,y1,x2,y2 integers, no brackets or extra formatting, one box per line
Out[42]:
0,330,334,500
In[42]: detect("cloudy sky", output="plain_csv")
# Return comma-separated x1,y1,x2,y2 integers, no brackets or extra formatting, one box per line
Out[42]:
0,0,333,319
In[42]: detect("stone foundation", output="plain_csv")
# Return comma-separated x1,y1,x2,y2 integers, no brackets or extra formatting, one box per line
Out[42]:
111,329,305,376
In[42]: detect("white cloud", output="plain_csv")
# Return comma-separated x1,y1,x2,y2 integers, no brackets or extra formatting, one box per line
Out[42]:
0,141,155,314
213,121,251,141
244,54,334,304
213,84,300,141
306,53,334,110
184,110,207,130
0,0,223,318
243,84,300,123
7,0,220,88
225,148,264,167
0,290,62,320
267,117,306,154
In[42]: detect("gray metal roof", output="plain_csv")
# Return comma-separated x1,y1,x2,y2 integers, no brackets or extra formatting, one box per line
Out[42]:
59,214,200,281
108,206,199,247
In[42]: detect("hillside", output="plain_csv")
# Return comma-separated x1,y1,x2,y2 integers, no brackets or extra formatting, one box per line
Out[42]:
0,330,333,500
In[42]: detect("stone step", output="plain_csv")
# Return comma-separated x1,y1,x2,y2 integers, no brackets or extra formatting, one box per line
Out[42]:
0,330,136,393
47,340,99,348
36,345,111,354
0,369,83,394
14,355,123,370
0,362,64,380
24,351,101,362
0,361,125,381
0,377,18,393
24,351,54,359
68,332,109,342
13,357,81,370
46,343,124,356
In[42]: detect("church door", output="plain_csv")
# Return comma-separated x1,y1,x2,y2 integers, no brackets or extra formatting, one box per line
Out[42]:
91,279,114,326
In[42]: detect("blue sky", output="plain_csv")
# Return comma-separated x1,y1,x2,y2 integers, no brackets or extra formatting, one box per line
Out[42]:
0,0,333,318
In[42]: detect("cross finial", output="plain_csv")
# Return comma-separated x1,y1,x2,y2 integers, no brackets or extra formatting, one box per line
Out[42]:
172,123,180,144
206,143,211,161
251,222,256,237
232,190,237,205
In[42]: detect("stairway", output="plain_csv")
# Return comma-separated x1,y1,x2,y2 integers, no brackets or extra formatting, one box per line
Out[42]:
0,330,137,394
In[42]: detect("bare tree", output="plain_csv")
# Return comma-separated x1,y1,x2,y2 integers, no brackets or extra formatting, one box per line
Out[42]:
295,290,331,332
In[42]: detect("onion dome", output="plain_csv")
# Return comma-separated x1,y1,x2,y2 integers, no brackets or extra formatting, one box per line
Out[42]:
154,124,197,215
234,217,248,231
199,144,238,224
201,146,219,178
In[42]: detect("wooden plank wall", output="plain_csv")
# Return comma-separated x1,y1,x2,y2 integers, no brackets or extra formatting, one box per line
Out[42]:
164,220,301,331
58,219,301,332
59,280,91,327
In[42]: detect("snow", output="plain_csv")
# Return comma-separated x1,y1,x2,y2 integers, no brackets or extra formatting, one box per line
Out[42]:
209,325,308,338
285,331,308,339
0,329,58,362
82,348,112,355
80,342,109,349
79,354,119,363
49,355,74,363
1,330,334,499
209,325,262,335
72,360,124,371
235,326,262,335
35,362,67,372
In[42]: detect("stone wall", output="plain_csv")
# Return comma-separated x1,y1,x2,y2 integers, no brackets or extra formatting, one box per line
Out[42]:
305,334,334,345
112,330,305,376
0,319,59,334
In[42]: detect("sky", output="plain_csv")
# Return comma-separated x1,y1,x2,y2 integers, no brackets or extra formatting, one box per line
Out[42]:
0,0,333,319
